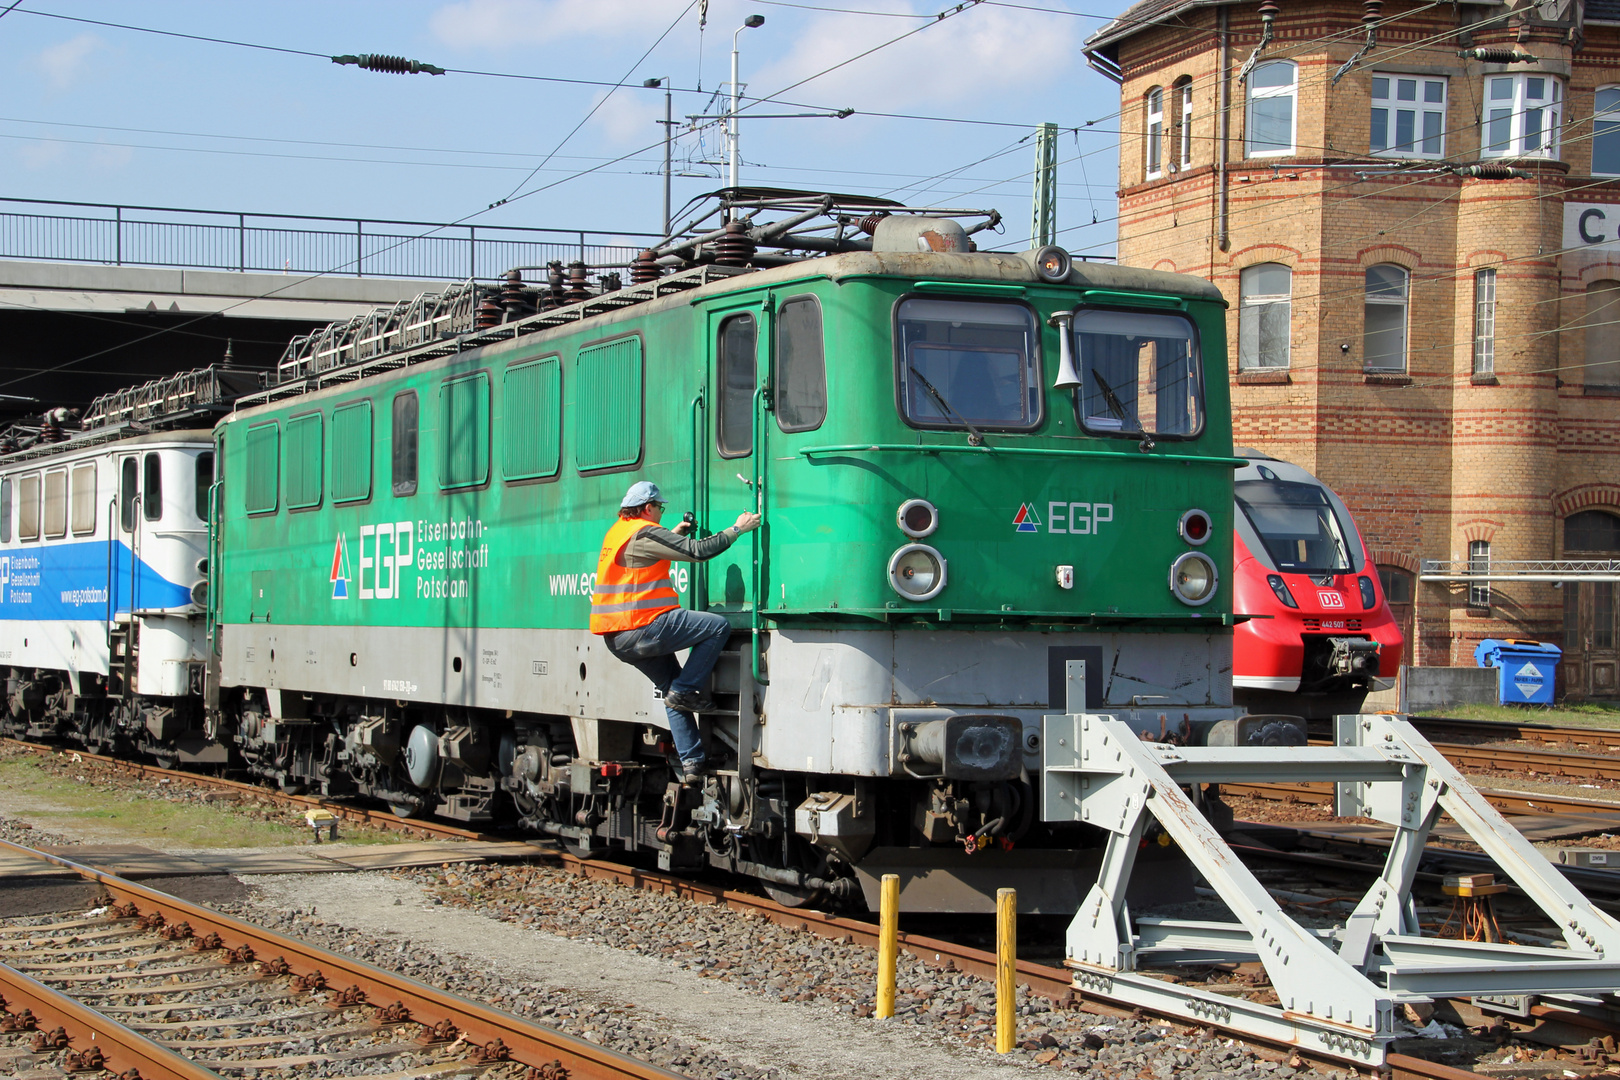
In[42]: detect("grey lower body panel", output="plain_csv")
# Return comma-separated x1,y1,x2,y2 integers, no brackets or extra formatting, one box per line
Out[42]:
219,621,1236,776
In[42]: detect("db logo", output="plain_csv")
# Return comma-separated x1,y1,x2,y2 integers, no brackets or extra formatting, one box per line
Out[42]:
1318,591,1345,608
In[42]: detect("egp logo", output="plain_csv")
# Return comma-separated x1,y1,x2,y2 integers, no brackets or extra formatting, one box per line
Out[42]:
331,522,414,600
0,556,8,601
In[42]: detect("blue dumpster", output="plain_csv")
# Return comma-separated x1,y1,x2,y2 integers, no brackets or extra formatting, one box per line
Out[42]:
1474,639,1562,705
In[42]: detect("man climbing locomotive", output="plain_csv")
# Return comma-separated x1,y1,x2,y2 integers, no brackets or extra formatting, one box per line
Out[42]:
590,480,760,783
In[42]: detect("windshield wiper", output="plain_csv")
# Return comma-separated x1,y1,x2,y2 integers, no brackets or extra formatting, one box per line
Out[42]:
1089,369,1131,423
909,365,985,446
1089,370,1157,453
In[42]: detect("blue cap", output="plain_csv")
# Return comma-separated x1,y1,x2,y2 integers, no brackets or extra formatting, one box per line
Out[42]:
620,480,663,508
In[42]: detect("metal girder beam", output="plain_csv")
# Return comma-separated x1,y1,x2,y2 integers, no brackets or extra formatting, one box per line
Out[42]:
1041,678,1620,1067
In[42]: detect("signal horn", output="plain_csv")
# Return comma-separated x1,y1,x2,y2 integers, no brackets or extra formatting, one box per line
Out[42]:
1048,311,1081,390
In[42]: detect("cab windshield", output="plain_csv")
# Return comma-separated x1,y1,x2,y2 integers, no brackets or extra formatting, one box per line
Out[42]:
1235,478,1354,574
896,298,1041,431
1072,308,1202,438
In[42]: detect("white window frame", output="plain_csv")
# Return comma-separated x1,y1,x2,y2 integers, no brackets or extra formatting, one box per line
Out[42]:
1482,73,1563,159
1246,61,1297,158
1178,82,1194,169
1594,86,1620,177
1364,264,1410,373
1473,268,1497,375
1146,87,1165,179
1468,540,1491,608
1238,263,1292,370
1371,74,1447,158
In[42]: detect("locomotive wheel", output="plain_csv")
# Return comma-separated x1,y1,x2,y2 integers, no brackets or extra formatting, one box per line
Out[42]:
388,800,424,819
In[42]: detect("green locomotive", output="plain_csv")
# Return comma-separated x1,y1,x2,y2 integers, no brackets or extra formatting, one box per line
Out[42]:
211,192,1237,910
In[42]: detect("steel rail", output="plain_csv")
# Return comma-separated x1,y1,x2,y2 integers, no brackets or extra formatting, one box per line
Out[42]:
0,839,685,1080
1222,778,1620,816
1403,716,1620,752
0,959,225,1080
1304,733,1620,783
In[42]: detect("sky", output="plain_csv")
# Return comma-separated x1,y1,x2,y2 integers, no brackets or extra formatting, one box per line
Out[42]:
0,0,1126,265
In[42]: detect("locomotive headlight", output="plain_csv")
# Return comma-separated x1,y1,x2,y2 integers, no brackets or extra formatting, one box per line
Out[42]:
888,544,947,601
1358,575,1377,610
897,498,939,538
1266,574,1299,609
1032,244,1072,283
189,580,208,608
1169,552,1218,606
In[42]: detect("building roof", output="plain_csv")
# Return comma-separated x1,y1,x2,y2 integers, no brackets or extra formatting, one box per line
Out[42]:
1085,0,1243,64
1590,0,1620,23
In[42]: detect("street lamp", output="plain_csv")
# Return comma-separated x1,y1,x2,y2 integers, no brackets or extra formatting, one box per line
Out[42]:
730,14,765,193
644,77,673,236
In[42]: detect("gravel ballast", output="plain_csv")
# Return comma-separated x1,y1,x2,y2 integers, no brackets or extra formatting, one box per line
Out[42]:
238,866,1360,1080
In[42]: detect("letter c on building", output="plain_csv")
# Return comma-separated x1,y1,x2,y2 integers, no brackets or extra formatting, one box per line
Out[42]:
1580,207,1608,245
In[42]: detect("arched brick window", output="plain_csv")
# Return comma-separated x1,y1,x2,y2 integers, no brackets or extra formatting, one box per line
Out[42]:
1364,264,1409,373
1246,61,1296,157
1145,86,1165,179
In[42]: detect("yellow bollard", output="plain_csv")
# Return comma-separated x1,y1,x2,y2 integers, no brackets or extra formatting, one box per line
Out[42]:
876,873,899,1018
996,887,1017,1053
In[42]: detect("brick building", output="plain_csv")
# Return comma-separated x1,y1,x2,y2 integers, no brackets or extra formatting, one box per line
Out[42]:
1086,0,1620,696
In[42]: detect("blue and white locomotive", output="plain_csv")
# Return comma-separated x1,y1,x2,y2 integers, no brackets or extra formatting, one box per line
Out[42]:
0,375,237,764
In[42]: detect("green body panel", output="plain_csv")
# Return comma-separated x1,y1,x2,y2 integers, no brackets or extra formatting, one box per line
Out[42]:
215,257,1234,641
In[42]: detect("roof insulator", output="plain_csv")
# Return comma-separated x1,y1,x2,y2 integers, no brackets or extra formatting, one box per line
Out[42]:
1462,46,1532,63
331,54,447,76
1455,163,1526,179
1362,0,1383,26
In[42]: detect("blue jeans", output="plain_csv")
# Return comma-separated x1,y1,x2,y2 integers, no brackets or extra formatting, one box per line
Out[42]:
603,607,730,767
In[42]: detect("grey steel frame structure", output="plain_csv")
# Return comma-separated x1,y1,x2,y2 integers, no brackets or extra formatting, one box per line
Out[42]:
1042,662,1620,1065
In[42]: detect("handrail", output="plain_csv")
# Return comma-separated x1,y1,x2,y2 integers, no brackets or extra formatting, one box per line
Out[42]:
103,498,116,654
799,442,1246,466
206,477,222,653
750,384,769,686
688,390,707,613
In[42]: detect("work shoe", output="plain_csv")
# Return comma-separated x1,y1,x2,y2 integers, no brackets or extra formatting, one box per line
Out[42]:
664,688,716,713
681,759,715,785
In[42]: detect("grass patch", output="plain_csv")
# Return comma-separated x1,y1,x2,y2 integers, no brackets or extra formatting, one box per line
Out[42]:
0,758,400,848
1418,700,1620,728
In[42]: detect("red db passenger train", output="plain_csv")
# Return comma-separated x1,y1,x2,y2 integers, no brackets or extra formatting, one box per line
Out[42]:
1231,451,1404,719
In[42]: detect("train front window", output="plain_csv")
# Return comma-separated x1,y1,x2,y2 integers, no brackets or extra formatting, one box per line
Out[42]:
1235,478,1353,574
896,299,1041,431
1072,309,1202,438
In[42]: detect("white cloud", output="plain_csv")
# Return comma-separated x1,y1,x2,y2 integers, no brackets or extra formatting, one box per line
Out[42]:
430,0,691,50
35,34,103,91
89,144,134,171
18,140,66,170
590,90,664,145
750,4,1078,113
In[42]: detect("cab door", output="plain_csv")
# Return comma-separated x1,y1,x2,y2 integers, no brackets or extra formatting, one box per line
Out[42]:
702,302,767,613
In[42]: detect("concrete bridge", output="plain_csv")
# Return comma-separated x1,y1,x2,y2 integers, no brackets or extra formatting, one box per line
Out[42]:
0,197,657,423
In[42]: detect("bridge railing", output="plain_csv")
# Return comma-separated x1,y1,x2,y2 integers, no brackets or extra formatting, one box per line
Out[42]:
0,197,661,282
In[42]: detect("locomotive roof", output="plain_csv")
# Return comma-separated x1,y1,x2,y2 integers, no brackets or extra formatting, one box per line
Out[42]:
233,246,1226,417
0,427,215,469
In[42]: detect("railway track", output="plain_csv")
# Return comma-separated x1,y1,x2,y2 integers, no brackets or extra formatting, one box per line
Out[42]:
1403,715,1620,753
0,839,682,1080
6,735,1620,1077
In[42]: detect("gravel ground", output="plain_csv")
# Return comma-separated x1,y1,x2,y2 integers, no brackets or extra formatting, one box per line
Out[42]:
234,866,1367,1080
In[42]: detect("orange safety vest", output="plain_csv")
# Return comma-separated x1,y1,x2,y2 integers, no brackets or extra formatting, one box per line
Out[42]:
589,518,680,634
